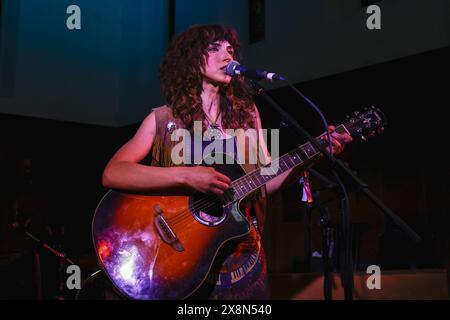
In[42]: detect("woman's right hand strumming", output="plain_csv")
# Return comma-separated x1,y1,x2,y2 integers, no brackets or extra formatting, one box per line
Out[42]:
183,166,231,196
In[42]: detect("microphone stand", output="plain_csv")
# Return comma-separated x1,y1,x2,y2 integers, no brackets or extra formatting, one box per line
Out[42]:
13,223,75,299
26,231,75,300
249,80,421,300
316,191,334,300
309,168,339,300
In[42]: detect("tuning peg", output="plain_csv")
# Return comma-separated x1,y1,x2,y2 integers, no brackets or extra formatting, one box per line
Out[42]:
360,135,367,141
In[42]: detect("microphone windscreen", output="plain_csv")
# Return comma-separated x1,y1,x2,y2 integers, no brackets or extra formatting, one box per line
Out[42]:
225,61,240,77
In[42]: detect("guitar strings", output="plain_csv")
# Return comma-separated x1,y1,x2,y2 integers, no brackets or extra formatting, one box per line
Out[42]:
167,139,324,226
167,168,266,225
168,158,293,226
167,134,321,225
167,176,255,226
167,124,365,225
167,165,280,226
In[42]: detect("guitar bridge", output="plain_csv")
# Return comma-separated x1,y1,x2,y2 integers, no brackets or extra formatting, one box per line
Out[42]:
153,204,184,252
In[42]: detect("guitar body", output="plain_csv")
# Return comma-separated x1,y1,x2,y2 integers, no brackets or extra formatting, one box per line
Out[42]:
92,160,251,300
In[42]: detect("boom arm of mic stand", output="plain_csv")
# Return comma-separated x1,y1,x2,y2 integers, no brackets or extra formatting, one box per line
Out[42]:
249,80,421,243
25,231,75,265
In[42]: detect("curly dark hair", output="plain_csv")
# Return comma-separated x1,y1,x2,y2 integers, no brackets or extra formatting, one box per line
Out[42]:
159,24,255,131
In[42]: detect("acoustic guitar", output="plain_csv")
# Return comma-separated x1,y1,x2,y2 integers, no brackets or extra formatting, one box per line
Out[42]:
92,107,386,299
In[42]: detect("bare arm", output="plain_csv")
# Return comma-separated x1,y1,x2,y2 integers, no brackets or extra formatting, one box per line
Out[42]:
251,105,300,196
102,110,230,195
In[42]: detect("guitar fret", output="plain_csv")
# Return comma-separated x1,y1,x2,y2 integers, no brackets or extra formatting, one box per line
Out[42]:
232,188,239,200
239,181,247,191
302,143,317,158
244,180,251,193
268,167,276,176
279,158,289,171
267,161,280,176
233,187,243,200
287,154,296,166
247,178,255,192
245,182,250,191
292,150,303,164
255,173,263,185
286,155,296,167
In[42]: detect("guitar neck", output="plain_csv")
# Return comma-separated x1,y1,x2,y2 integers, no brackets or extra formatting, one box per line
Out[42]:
225,124,349,203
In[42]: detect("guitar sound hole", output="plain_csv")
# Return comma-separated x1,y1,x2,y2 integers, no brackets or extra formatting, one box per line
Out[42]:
189,192,226,226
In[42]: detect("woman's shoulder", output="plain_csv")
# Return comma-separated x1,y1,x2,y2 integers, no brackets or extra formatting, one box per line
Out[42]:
151,105,173,117
150,105,177,127
150,105,184,136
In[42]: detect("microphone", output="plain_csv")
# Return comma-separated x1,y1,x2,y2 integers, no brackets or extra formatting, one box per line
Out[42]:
225,61,286,81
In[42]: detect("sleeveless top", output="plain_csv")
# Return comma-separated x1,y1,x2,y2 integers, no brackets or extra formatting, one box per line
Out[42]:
150,106,270,300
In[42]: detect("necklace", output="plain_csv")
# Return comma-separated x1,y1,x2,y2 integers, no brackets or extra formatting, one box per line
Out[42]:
204,107,222,140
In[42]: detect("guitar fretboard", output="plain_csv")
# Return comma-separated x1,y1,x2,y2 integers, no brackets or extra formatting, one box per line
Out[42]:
223,125,349,204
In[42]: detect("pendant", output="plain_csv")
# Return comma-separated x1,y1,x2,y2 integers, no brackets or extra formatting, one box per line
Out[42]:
204,124,222,140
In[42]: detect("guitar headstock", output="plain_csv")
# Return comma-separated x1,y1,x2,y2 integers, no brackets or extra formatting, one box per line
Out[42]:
344,106,387,141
